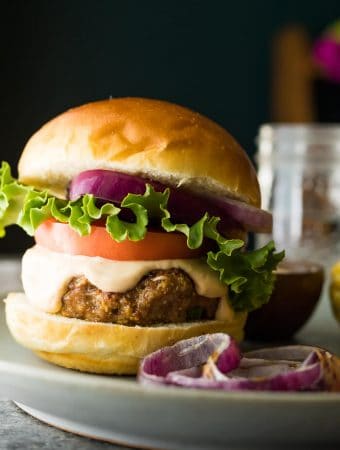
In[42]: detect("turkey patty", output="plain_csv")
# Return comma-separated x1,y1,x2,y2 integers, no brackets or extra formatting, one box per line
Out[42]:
60,269,220,325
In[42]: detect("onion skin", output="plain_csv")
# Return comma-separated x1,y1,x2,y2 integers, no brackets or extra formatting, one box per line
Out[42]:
69,170,272,234
314,348,340,392
138,333,340,392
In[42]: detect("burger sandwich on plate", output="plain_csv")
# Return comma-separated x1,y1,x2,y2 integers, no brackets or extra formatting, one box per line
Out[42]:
0,98,283,374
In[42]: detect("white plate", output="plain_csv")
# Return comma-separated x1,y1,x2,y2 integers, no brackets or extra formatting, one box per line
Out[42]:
1,278,340,449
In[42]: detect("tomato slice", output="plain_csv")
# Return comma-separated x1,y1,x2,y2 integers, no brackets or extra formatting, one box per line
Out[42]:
34,219,204,261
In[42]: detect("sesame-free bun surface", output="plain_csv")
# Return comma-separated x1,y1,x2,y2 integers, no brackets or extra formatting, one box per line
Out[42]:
5,293,246,374
18,98,260,207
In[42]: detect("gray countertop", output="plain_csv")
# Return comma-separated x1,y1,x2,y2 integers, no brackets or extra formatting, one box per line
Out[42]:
0,400,131,450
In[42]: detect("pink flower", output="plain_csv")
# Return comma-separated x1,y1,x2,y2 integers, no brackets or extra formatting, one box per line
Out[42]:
313,37,340,83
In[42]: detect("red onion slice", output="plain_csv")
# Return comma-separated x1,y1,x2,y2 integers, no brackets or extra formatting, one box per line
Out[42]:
139,334,241,387
69,170,165,203
138,333,340,392
69,170,272,233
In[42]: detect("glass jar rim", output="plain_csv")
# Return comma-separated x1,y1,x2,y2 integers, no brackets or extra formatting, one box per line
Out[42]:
257,123,340,163
258,123,340,144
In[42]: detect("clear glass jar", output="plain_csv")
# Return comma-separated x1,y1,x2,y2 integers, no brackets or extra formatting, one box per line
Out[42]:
256,124,340,268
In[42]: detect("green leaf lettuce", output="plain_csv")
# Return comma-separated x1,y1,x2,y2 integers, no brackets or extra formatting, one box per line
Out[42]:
0,161,284,312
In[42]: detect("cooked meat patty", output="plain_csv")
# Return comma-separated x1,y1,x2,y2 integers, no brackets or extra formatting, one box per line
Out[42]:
60,269,220,325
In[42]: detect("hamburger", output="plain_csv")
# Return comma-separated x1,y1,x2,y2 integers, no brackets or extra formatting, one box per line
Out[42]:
1,98,283,374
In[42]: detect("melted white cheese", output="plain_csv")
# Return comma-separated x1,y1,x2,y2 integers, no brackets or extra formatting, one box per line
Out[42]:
22,245,235,321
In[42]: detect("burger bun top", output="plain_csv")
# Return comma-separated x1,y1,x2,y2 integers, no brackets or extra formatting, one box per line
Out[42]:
18,98,260,207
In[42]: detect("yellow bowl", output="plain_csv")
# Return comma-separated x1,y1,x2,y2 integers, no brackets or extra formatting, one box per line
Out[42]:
330,261,340,323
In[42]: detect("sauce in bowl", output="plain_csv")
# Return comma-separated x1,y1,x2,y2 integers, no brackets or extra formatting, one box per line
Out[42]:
245,260,324,341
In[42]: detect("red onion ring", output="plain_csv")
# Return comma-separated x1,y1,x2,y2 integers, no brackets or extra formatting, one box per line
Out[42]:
138,333,340,392
69,170,272,233
139,334,241,387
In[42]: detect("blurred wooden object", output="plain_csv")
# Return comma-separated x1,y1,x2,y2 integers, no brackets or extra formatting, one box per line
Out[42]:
272,25,315,122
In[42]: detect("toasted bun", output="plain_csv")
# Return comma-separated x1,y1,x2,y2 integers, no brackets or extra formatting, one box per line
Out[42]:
18,98,260,207
5,292,246,374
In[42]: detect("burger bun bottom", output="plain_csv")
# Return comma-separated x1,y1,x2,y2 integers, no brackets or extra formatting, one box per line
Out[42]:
4,292,246,374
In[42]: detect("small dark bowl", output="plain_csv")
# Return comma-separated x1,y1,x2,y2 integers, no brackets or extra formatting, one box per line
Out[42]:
245,260,324,341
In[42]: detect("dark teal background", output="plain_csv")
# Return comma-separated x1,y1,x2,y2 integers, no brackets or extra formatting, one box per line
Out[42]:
0,0,339,252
